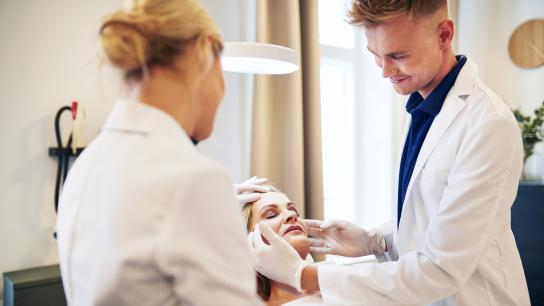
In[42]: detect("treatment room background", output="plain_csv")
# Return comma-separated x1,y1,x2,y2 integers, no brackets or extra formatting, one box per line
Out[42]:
1,0,543,300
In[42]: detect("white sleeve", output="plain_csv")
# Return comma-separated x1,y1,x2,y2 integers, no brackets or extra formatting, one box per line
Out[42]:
155,164,263,306
318,114,522,305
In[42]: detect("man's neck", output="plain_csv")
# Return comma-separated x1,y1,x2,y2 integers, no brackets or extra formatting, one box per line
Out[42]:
418,52,457,99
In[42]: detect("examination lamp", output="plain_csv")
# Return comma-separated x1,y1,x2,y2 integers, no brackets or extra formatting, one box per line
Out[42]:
221,42,300,74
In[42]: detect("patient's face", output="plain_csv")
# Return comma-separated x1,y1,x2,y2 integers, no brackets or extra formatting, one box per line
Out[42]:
250,192,309,259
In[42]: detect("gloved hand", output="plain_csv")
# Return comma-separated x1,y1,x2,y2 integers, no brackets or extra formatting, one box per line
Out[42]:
248,222,308,292
306,219,386,257
233,176,270,207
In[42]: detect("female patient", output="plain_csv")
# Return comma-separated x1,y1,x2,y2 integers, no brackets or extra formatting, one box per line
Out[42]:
242,186,317,306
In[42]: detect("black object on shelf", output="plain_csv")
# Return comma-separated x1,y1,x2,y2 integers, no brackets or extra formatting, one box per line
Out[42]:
48,147,85,158
50,104,85,240
512,181,544,306
3,264,67,306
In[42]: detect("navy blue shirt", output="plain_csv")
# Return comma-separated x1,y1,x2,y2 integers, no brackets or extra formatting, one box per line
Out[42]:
397,55,467,226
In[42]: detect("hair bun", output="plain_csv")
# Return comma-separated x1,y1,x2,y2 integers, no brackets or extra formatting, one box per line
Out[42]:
100,15,150,71
98,0,223,80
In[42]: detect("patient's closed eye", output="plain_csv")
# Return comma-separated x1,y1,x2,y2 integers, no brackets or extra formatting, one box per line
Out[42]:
263,209,278,219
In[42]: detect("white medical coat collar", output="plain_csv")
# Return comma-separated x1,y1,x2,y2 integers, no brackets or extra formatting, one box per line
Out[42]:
449,56,478,98
102,99,193,148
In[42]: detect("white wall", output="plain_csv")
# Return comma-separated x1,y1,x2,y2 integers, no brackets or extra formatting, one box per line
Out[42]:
457,0,544,112
0,0,253,298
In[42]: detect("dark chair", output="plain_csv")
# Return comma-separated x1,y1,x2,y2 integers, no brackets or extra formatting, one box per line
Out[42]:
512,181,544,306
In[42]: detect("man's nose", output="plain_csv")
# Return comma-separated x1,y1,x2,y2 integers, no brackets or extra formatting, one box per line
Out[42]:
381,59,397,78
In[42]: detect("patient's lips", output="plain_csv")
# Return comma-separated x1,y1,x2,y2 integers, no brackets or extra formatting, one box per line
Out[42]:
282,224,305,236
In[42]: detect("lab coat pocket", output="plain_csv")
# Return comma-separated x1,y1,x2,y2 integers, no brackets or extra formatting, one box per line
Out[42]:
418,167,449,186
416,167,449,217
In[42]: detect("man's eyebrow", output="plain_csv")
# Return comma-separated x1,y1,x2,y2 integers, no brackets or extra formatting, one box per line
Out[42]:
367,46,406,57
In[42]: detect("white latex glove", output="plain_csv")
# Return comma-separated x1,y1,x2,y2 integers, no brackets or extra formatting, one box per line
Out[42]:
248,222,308,292
233,176,270,207
306,219,386,257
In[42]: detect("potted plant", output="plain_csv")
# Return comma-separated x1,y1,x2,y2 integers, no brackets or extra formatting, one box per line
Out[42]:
513,100,544,179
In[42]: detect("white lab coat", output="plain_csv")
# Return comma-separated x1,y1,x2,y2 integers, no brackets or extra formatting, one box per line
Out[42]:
56,100,263,306
318,58,530,305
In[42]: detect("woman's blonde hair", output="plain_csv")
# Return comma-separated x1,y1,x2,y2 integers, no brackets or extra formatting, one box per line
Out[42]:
99,0,223,80
347,0,448,27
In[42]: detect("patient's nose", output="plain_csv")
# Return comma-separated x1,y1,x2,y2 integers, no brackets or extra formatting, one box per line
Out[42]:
283,210,298,224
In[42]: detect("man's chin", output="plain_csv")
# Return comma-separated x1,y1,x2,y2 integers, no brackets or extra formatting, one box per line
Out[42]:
392,84,416,96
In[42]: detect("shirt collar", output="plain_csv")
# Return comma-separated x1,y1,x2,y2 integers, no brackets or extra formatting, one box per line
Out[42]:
102,99,193,148
406,55,467,117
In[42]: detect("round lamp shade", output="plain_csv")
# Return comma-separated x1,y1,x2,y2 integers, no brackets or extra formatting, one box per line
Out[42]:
221,42,300,74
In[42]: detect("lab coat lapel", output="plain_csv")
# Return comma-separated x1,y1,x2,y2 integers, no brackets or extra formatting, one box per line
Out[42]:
398,58,478,237
394,115,412,227
391,115,412,251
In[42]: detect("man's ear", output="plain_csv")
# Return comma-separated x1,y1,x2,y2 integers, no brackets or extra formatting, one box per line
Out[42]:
438,19,454,48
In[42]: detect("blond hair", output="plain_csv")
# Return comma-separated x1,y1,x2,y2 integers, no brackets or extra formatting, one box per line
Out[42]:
240,184,280,301
99,0,223,80
347,0,448,27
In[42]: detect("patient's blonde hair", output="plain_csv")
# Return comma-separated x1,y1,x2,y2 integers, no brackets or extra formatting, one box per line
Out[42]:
99,0,223,81
347,0,448,27
241,184,280,302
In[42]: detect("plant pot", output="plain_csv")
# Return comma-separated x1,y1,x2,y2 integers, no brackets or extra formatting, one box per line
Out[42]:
523,147,544,182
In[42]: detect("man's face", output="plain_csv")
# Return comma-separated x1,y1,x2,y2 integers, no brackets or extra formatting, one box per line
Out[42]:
364,13,445,96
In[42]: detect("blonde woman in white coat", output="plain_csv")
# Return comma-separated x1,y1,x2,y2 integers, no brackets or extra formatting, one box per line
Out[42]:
56,1,262,305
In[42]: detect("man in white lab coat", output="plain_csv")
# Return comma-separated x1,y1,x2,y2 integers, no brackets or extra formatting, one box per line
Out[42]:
249,0,531,305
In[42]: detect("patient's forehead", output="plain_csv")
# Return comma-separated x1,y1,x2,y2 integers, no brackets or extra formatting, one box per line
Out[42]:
254,192,293,210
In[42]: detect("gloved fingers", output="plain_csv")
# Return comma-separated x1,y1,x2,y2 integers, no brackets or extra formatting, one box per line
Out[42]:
245,176,268,185
247,231,255,249
246,232,259,264
304,219,324,229
234,176,269,192
238,193,262,205
252,223,270,251
234,183,271,194
320,219,347,230
308,237,327,247
257,222,285,246
306,227,325,238
309,246,332,254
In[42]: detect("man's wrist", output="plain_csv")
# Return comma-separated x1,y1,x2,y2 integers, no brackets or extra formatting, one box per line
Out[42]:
300,264,320,293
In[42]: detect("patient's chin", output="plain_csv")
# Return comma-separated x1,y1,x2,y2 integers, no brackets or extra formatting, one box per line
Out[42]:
285,235,309,259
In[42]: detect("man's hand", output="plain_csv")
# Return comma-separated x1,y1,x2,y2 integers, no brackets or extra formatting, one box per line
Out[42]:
234,176,270,207
248,222,308,292
306,219,386,257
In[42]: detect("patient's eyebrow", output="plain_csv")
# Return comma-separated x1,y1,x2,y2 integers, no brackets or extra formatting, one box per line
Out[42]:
258,204,279,215
258,202,296,214
287,202,297,210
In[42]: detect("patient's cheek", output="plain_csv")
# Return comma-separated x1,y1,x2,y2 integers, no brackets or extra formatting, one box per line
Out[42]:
263,218,282,234
285,236,310,259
